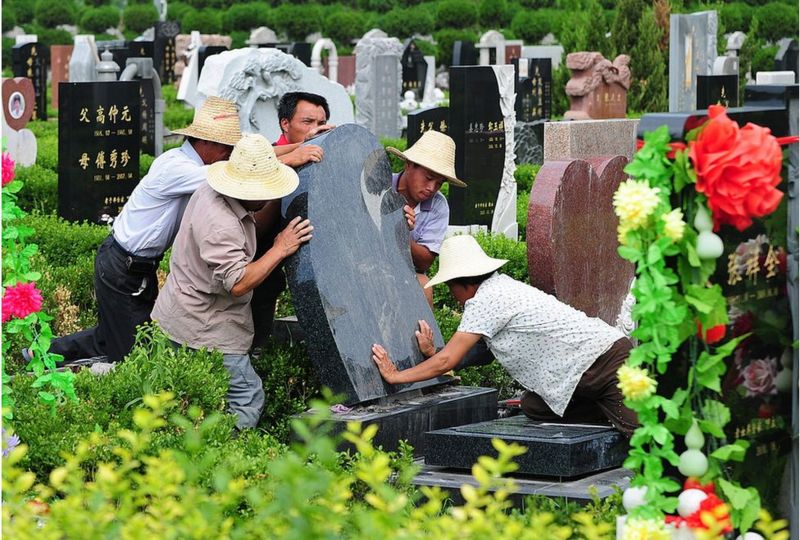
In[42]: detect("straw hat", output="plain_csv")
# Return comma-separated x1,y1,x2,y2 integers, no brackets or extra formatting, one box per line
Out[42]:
208,134,299,201
172,96,242,146
386,130,467,187
426,235,508,288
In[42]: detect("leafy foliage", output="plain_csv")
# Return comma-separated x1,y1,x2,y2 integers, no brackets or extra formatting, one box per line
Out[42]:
122,3,158,33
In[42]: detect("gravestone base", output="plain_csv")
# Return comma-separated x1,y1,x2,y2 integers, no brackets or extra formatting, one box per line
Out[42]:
413,464,632,508
424,416,629,479
319,385,498,455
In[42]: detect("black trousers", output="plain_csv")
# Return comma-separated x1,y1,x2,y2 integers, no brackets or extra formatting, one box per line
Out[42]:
249,222,288,350
49,236,159,364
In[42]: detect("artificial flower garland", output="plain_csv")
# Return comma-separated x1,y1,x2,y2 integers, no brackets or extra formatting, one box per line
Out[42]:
612,106,790,538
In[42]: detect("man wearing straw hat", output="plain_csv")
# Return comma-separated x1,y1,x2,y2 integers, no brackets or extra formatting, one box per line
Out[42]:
385,130,467,305
35,97,242,366
152,134,312,429
371,235,638,437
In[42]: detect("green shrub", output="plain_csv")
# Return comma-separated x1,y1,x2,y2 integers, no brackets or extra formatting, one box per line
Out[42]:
380,7,434,39
21,24,73,47
224,2,271,32
459,360,522,399
433,28,479,67
357,0,397,12
479,0,511,28
2,37,13,71
182,9,223,35
719,2,755,32
164,102,195,131
8,1,35,25
325,11,367,45
752,43,780,73
436,0,479,29
166,1,192,24
475,232,528,283
754,3,798,42
79,6,120,34
3,10,17,32
34,0,76,27
272,4,324,41
34,132,58,172
514,163,540,194
21,213,107,265
15,164,58,214
123,3,158,33
381,136,406,173
140,153,155,177
517,190,529,238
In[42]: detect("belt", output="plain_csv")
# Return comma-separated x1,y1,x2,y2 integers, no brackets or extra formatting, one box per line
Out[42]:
109,235,162,264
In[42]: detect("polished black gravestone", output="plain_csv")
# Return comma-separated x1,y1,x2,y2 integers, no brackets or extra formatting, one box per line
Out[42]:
697,74,739,109
12,42,48,121
401,39,427,100
154,21,180,84
58,81,141,223
406,106,449,147
281,124,450,405
775,38,798,82
514,57,552,122
637,105,792,140
452,41,478,67
448,66,506,226
424,416,628,478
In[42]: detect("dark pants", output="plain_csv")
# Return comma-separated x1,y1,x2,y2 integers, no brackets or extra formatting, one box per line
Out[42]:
521,338,638,437
49,236,159,364
250,223,287,350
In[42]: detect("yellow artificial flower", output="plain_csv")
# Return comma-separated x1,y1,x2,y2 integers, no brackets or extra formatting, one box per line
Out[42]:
662,208,686,242
613,180,661,230
623,518,672,540
617,365,657,401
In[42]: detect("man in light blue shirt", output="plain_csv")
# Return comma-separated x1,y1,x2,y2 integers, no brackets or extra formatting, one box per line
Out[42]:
38,97,243,364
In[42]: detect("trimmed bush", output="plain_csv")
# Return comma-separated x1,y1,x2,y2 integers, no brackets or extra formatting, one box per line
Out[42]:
436,0,479,30
754,3,798,43
9,1,35,25
272,4,324,41
15,164,58,214
357,0,397,13
182,9,223,35
3,10,17,33
166,2,193,24
479,0,511,28
21,213,107,266
433,28,479,67
34,0,76,27
719,2,755,32
510,10,562,45
514,164,539,194
225,3,271,32
79,6,120,34
380,7,434,39
752,43,780,73
324,11,367,46
123,3,158,34
140,153,156,178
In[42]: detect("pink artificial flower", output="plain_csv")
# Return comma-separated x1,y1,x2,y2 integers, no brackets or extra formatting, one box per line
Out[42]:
2,282,43,321
2,152,15,187
741,357,778,398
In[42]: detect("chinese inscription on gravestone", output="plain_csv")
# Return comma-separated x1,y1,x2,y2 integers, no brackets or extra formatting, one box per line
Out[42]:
669,11,718,112
401,40,427,100
12,42,48,121
406,106,449,147
59,82,141,223
154,21,180,84
515,57,551,122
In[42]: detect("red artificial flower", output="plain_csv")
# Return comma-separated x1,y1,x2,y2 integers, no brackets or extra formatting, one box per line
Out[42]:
2,282,43,321
683,478,716,495
2,152,15,187
684,493,733,534
697,321,726,344
689,105,783,232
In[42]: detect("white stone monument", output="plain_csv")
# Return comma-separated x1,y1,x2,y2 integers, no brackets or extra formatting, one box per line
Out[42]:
354,31,403,138
177,31,202,107
311,38,338,83
476,30,505,66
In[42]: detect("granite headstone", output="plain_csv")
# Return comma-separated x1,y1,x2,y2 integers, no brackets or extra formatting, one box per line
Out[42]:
406,106,449,147
452,41,478,67
697,74,739,109
515,57,552,122
774,39,798,83
11,42,48,121
154,21,180,84
355,35,403,138
401,39,427,100
58,82,141,223
564,52,630,120
280,124,449,405
50,45,73,109
669,11,718,112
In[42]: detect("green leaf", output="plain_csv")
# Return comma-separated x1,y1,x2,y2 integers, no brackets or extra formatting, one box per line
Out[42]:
719,478,755,509
617,245,641,262
698,419,725,438
710,442,748,462
37,391,56,403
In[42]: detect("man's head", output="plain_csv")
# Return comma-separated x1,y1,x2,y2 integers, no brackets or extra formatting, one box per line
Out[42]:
425,235,508,306
207,134,299,205
277,92,330,143
173,96,242,165
387,130,466,205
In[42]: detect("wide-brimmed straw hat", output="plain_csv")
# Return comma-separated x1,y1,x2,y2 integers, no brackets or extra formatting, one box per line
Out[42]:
172,96,242,146
386,130,467,187
208,134,299,201
426,235,508,288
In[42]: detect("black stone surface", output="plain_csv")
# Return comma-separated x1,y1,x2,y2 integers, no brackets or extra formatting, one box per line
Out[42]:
637,106,792,140
774,38,798,82
406,106,449,147
448,66,506,226
154,21,180,84
198,45,228,76
697,74,739,109
424,416,629,478
11,42,48,121
514,57,551,122
401,39,427,100
322,386,498,455
280,124,449,405
413,465,632,507
452,41,478,67
58,82,141,223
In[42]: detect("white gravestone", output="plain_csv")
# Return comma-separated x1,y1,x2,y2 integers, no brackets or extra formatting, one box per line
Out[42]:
421,55,437,106
177,31,202,106
311,38,338,83
477,30,505,66
669,11,718,112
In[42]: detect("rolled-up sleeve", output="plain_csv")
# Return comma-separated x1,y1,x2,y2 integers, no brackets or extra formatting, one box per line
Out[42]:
197,226,250,292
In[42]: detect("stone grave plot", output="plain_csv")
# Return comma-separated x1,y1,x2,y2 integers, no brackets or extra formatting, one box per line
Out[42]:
50,45,73,109
669,10,718,112
564,52,631,120
355,34,403,139
12,41,48,121
2,77,38,166
406,106,449,147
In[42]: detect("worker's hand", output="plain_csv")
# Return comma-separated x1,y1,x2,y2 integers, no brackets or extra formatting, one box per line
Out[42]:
415,320,436,358
306,124,335,140
372,344,401,384
403,205,416,230
274,216,313,258
289,144,324,165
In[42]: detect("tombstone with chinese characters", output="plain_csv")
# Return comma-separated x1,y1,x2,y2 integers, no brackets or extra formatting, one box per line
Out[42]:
2,77,38,166
154,21,180,84
514,57,551,166
697,56,739,109
406,106,449,147
355,33,403,139
12,41,48,121
197,47,354,143
669,10,718,112
58,82,141,223
448,65,517,239
281,124,497,452
50,45,73,109
401,39,427,100
638,91,798,519
564,52,631,120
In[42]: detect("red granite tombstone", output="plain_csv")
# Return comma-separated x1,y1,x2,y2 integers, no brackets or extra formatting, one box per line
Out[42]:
50,45,73,109
2,77,35,131
527,156,634,325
